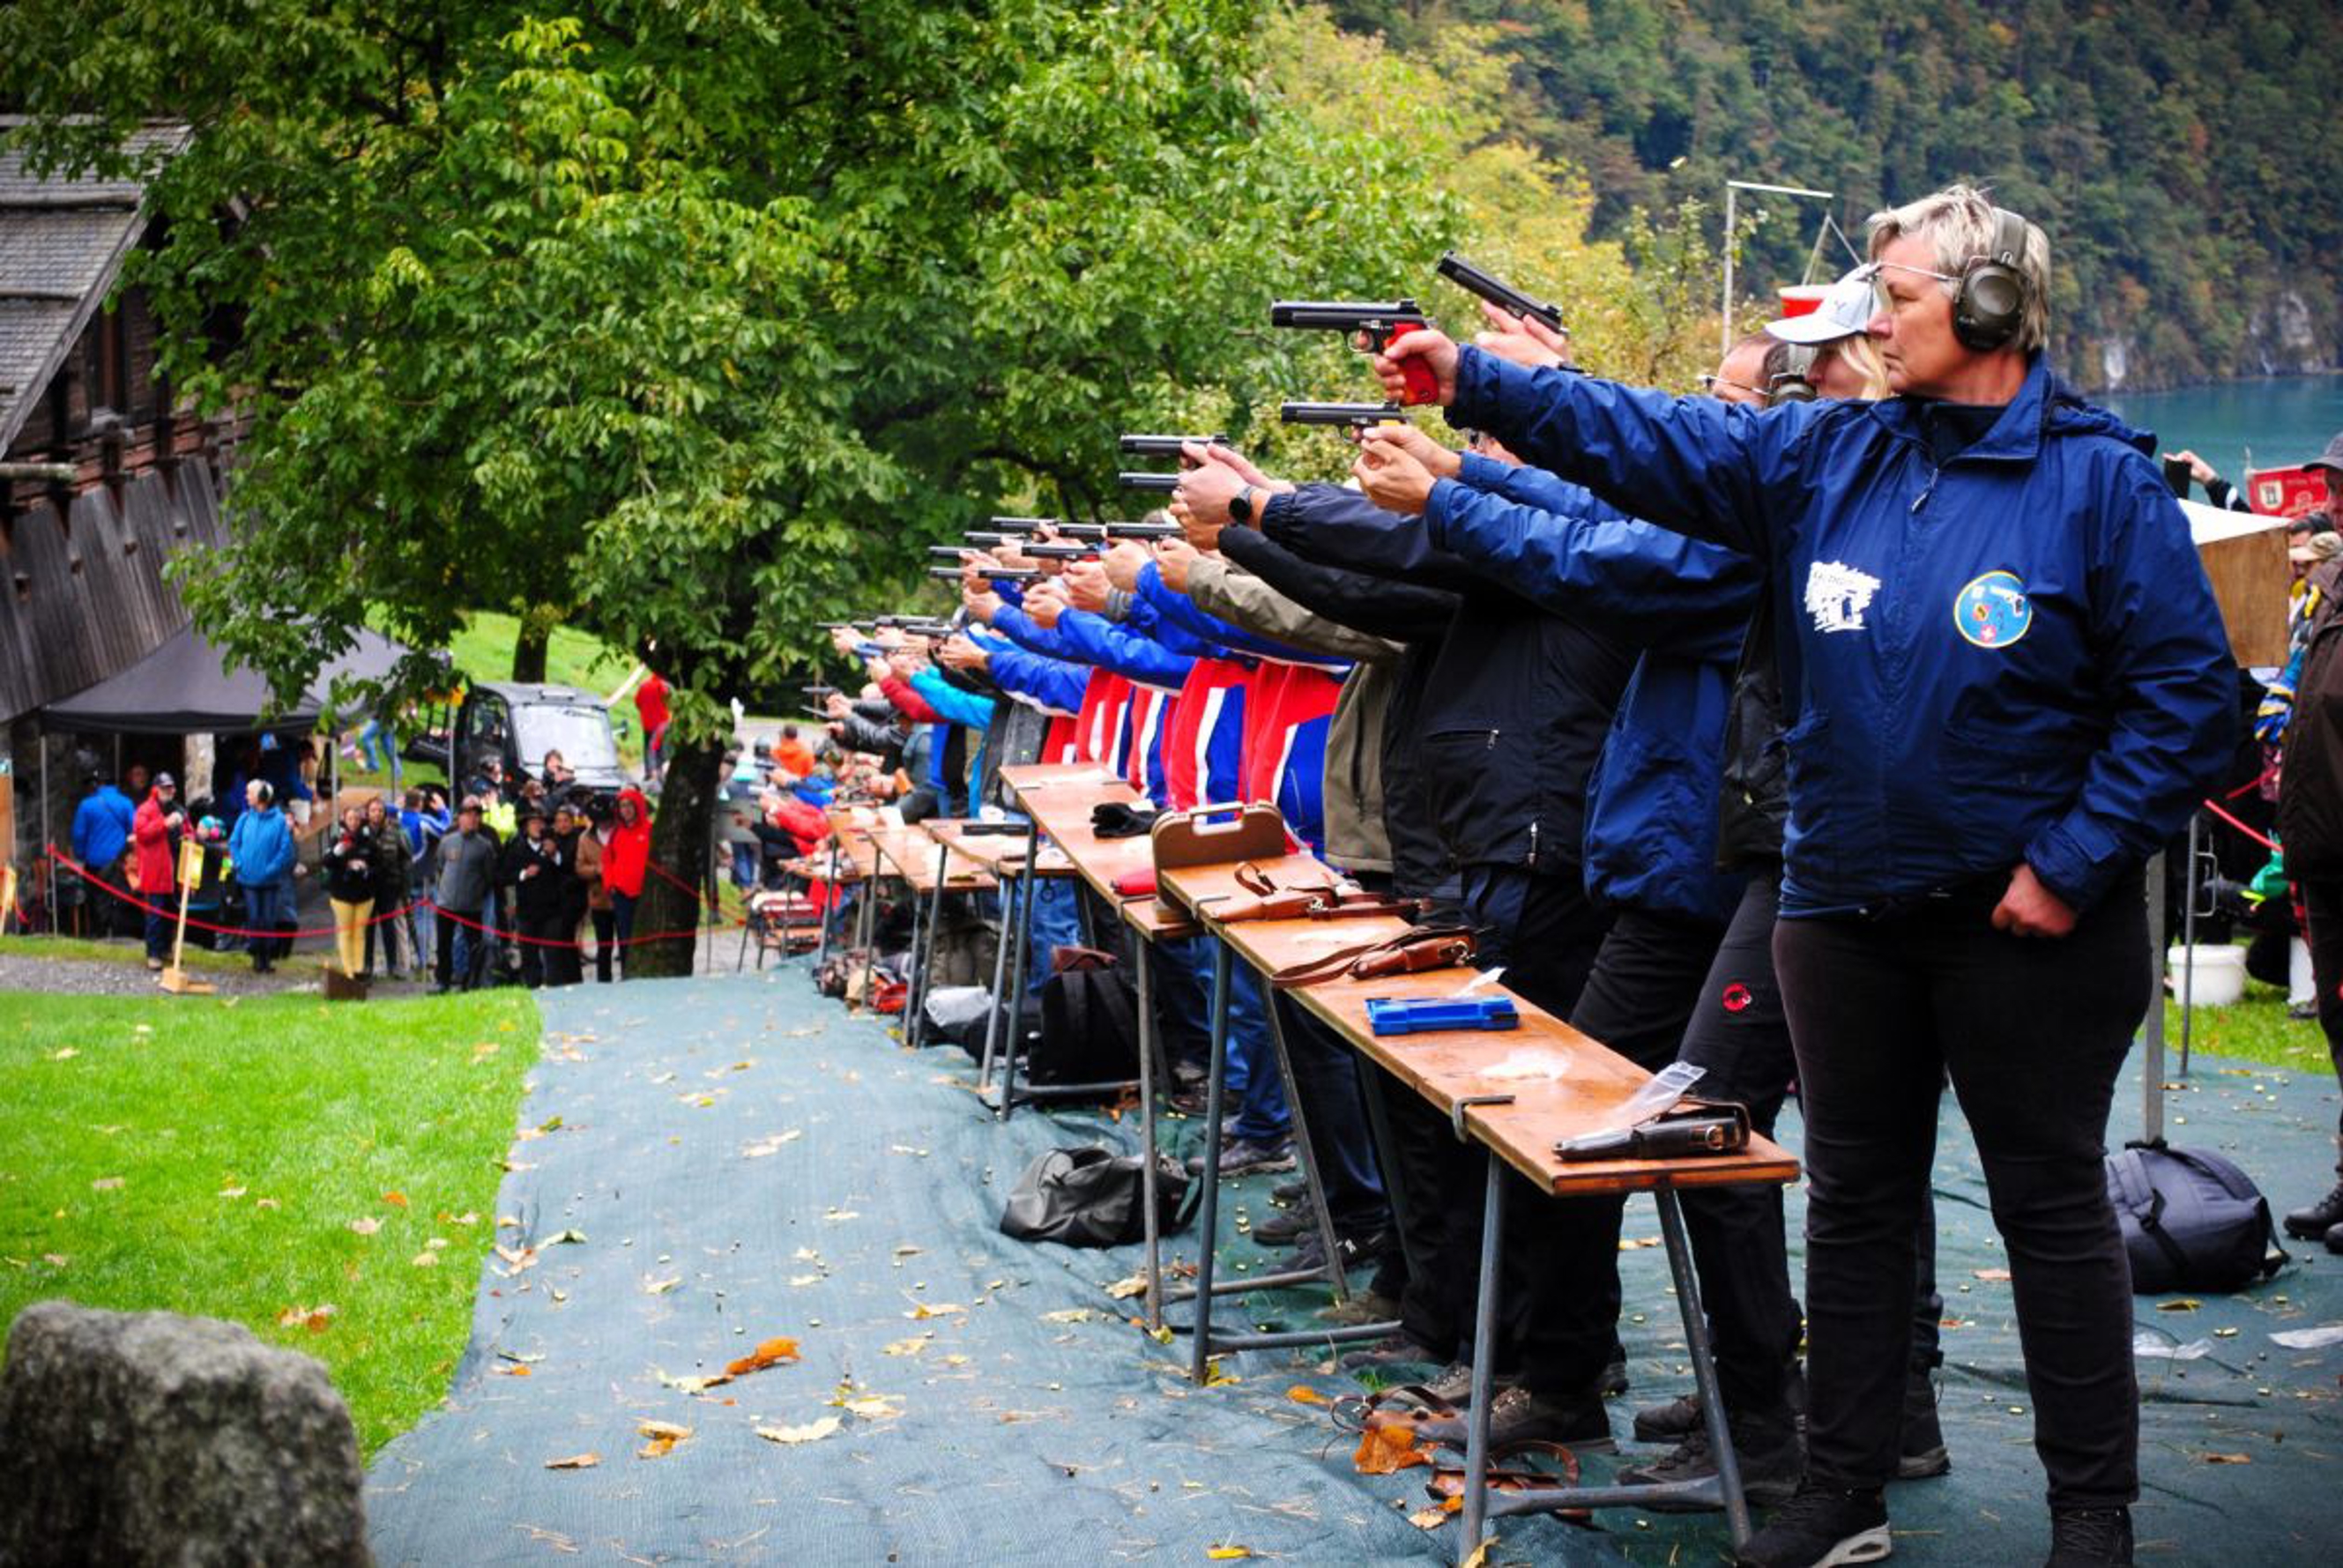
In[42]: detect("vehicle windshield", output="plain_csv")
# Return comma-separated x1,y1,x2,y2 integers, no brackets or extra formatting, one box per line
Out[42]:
512,702,623,775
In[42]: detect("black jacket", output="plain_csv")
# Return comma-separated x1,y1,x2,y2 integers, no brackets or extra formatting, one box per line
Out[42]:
500,830,576,922
1218,524,1457,901
323,827,377,903
1263,484,1635,877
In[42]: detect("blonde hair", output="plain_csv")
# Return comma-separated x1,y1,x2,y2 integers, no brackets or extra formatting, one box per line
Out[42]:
1823,333,1893,398
1866,183,2050,353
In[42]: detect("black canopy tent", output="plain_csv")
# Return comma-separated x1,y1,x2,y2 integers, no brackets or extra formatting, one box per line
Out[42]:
39,625,407,736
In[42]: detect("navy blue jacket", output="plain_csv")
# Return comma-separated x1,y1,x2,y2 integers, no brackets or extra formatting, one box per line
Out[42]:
1426,459,1758,924
1453,348,2235,915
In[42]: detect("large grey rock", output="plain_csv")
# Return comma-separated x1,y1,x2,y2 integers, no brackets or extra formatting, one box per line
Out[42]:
0,1302,368,1566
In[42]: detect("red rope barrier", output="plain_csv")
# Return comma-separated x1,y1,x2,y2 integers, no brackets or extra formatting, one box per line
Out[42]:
48,846,418,940
47,844,742,948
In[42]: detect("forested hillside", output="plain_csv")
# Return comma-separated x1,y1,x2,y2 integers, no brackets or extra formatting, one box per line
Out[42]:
1336,0,2343,390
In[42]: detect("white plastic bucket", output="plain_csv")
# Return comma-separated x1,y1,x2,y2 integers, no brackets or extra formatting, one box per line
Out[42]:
2169,943,2246,1007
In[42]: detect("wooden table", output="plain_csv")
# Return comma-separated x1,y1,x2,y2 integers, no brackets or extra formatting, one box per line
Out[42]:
1158,860,1798,1561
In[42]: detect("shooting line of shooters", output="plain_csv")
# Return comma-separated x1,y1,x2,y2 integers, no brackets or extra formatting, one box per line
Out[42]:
781,181,2335,1568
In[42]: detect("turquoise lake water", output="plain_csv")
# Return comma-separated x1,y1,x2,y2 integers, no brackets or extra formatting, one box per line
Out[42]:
2101,374,2342,496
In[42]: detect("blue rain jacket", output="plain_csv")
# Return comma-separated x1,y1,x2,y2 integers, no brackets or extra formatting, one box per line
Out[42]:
1453,347,2235,915
1426,457,1758,923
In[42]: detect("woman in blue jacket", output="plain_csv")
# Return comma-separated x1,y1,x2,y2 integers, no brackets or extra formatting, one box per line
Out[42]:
1363,187,2232,1568
227,780,297,976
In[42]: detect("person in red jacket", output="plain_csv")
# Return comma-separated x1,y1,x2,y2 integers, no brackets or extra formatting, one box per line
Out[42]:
604,786,654,975
130,773,185,970
634,671,672,779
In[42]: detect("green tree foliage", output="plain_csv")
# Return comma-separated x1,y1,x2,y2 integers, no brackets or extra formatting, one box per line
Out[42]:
0,1,1490,968
1335,0,2343,390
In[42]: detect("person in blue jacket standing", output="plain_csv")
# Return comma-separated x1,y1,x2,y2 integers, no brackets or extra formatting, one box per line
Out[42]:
1365,186,2234,1568
227,780,297,976
70,770,137,936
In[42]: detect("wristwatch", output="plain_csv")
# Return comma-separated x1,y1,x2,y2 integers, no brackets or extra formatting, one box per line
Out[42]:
1228,484,1257,525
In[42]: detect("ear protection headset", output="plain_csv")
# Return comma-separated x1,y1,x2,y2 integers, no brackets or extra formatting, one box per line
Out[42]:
1952,207,2034,352
1767,345,1819,405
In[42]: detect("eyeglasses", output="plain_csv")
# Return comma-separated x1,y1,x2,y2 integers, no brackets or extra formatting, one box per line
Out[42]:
1698,373,1768,401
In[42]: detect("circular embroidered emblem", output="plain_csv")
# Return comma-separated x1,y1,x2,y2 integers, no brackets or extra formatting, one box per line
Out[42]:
1953,569,2032,649
1721,982,1752,1014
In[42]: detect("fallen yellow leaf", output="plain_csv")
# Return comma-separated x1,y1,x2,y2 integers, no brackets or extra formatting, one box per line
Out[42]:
725,1337,801,1376
411,1252,439,1268
1104,1274,1148,1300
91,1177,124,1192
348,1217,381,1237
544,1453,599,1469
218,1186,247,1200
2203,1452,2252,1464
1352,1422,1432,1476
755,1417,840,1445
883,1336,932,1357
1409,1506,1448,1530
906,1302,966,1320
643,1275,681,1295
1206,1549,1252,1561
636,1419,692,1459
275,1304,335,1333
653,1368,733,1394
383,1191,409,1208
1286,1386,1328,1406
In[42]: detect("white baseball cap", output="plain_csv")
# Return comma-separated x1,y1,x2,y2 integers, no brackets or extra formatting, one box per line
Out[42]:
1766,265,1881,346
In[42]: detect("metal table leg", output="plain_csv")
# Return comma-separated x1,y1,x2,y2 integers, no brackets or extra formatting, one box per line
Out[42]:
813,836,842,969
992,832,1042,1124
905,838,950,1048
1186,941,1234,1384
1263,993,1350,1304
974,873,1017,1094
1662,1186,1752,1549
1462,1180,1753,1545
1355,1060,1422,1285
1458,1149,1506,1566
1136,939,1164,1333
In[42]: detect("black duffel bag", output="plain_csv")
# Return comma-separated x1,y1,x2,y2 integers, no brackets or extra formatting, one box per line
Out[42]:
2105,1141,2287,1295
999,1145,1196,1248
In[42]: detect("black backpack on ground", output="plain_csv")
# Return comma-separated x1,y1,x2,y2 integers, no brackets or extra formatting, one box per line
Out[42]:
2105,1141,2287,1294
1029,953,1141,1088
999,1146,1198,1248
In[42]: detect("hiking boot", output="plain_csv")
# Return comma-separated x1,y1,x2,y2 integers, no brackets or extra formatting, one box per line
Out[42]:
1318,1289,1401,1326
145,956,164,971
1735,1481,1891,1568
1899,1358,1950,1480
1284,1225,1396,1277
1414,1385,1612,1451
1616,1410,1804,1511
2282,1178,2343,1240
1251,1198,1320,1247
1270,1177,1310,1204
1596,1349,1629,1399
1337,1334,1445,1373
2045,1506,2133,1567
1184,1138,1294,1178
1635,1391,1704,1445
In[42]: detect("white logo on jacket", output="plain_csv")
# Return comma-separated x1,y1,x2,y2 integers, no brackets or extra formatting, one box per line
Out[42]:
1804,561,1881,634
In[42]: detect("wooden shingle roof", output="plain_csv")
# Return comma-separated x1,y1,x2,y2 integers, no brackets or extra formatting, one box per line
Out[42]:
0,120,188,452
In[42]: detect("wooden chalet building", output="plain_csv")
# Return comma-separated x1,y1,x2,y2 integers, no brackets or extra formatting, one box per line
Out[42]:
0,122,240,883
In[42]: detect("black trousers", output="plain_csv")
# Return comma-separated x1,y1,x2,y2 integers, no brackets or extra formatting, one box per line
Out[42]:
435,905,484,989
1400,866,1611,1377
1774,871,2146,1511
1491,903,1730,1398
2299,880,2343,1176
1672,878,1804,1418
591,908,616,983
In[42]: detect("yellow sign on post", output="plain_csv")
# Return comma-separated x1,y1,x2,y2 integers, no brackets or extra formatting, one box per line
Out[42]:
159,834,214,995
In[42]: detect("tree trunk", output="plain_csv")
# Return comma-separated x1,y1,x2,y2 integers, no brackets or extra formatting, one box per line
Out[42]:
628,732,723,977
510,606,558,684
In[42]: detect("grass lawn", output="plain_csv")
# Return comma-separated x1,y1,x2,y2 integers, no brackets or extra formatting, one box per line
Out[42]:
2162,977,2332,1074
0,934,332,977
0,987,539,1456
